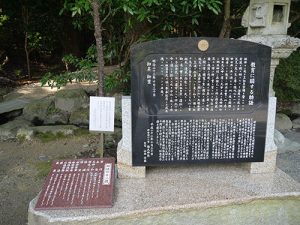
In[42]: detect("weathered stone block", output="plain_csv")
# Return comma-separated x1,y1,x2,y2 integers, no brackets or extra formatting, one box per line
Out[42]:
23,96,54,125
69,107,89,127
44,110,69,125
55,89,88,113
0,118,32,141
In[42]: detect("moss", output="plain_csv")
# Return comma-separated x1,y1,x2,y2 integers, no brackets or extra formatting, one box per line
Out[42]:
46,106,62,115
55,89,87,99
35,131,67,142
35,161,52,178
74,128,90,136
16,134,26,142
35,154,76,179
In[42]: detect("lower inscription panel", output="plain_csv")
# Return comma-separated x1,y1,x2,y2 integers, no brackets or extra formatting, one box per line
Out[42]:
133,116,266,166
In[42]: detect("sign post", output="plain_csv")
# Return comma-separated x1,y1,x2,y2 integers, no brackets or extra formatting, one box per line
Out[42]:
89,96,115,156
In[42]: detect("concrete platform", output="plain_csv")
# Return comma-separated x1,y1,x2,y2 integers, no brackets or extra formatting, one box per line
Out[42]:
28,164,300,225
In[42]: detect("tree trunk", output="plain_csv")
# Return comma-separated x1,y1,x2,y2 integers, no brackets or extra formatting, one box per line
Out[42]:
219,0,231,38
91,0,105,97
24,31,31,79
22,4,31,79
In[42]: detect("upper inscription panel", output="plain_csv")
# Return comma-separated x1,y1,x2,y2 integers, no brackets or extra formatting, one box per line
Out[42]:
131,38,271,166
142,54,259,114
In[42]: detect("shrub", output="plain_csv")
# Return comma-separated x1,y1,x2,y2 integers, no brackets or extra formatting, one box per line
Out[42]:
274,50,300,102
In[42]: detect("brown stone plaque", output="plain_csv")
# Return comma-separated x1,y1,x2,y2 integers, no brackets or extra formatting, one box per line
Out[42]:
35,158,115,210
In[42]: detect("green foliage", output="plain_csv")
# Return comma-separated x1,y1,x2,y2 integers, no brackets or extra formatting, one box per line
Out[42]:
27,32,43,52
0,9,9,27
0,0,75,80
41,70,96,89
104,40,119,65
121,0,222,32
60,0,93,29
274,50,300,102
105,67,130,94
47,0,222,92
41,45,97,89
60,0,91,17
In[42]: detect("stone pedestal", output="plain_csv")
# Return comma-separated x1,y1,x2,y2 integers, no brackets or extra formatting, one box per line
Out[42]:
239,35,300,173
117,96,146,178
245,97,277,173
28,164,300,225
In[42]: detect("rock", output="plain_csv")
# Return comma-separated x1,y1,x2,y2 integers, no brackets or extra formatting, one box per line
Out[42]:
3,92,24,101
23,96,54,125
32,125,79,136
277,137,300,154
69,108,89,127
0,110,23,124
105,127,122,149
274,129,285,147
292,117,300,129
55,89,88,113
0,99,30,123
0,99,30,114
275,129,300,154
284,130,300,145
38,155,49,161
275,113,292,132
0,118,32,141
44,110,69,125
0,127,14,141
291,102,300,116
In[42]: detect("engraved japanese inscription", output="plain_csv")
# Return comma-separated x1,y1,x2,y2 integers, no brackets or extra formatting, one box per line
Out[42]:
131,38,271,166
35,158,115,210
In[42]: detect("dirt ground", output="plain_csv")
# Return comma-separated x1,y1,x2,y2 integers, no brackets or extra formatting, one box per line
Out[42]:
0,134,108,225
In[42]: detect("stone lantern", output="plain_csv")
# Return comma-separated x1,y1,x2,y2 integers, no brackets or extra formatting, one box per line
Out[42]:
239,0,300,173
242,0,291,35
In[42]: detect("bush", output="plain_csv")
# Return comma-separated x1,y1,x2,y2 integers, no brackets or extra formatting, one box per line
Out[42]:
105,67,130,94
274,50,300,102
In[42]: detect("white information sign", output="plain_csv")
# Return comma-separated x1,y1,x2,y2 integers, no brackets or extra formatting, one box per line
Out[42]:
89,96,115,132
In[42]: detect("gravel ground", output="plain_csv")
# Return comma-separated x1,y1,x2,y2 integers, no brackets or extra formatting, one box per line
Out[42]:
277,130,300,183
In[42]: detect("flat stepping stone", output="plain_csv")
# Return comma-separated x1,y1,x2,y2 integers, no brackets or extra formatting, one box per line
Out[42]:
0,99,30,114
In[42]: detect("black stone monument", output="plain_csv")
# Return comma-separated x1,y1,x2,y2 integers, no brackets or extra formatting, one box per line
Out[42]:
131,37,271,166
